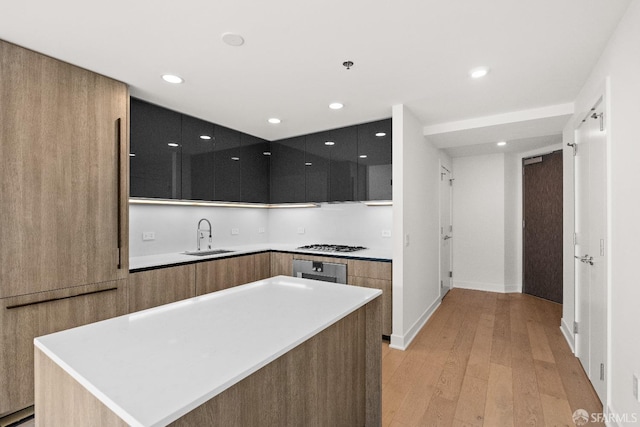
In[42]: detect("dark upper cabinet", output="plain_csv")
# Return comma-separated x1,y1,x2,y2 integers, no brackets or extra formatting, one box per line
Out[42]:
214,125,242,202
270,137,306,203
181,115,214,201
304,132,330,203
328,126,358,202
357,119,392,201
130,98,182,199
240,134,270,203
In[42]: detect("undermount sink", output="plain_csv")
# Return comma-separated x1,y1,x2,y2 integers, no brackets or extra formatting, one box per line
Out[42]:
183,249,235,256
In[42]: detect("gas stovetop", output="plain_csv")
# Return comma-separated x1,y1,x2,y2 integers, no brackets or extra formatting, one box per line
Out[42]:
296,244,368,253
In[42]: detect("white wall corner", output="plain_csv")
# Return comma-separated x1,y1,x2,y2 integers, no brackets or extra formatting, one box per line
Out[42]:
389,297,441,351
560,318,575,353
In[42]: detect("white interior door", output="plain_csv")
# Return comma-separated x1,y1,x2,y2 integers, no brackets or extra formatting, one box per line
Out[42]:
440,166,453,296
575,100,608,403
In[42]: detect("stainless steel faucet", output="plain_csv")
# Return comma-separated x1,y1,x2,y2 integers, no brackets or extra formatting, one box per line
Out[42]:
197,218,212,251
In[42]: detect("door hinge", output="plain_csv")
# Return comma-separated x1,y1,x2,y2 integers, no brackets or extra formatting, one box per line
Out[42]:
449,178,454,186
449,271,453,278
440,226,443,234
449,225,453,232
440,280,444,288
600,239,605,256
574,321,579,334
600,363,605,381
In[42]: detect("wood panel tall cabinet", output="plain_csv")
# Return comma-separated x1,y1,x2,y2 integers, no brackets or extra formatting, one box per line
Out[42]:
0,40,129,418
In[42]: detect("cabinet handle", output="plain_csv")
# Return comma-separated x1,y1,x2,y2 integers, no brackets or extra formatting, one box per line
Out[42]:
116,118,123,269
6,287,118,310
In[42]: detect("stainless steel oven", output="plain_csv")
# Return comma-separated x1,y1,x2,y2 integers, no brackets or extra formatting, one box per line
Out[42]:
292,259,347,284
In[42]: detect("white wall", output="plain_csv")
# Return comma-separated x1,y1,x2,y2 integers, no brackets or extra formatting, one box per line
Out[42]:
129,204,270,256
452,154,506,292
562,1,640,422
130,202,393,257
267,202,392,249
391,105,442,350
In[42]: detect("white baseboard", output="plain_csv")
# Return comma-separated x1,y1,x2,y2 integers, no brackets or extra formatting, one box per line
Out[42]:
389,297,441,351
453,280,520,294
560,318,575,353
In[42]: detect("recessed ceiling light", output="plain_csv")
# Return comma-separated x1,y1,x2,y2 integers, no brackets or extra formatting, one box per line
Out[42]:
305,162,313,166
329,102,344,110
497,141,507,146
375,132,386,137
324,141,335,146
129,153,136,157
200,135,212,140
268,118,281,124
167,142,179,147
263,151,271,156
359,154,368,158
221,33,245,47
470,67,490,79
162,74,184,84
231,156,240,161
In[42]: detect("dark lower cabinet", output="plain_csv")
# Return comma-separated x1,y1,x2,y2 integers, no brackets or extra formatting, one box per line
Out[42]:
270,137,306,203
130,98,182,199
357,119,392,201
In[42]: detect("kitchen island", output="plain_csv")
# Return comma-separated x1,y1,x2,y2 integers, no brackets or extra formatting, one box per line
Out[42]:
34,276,382,426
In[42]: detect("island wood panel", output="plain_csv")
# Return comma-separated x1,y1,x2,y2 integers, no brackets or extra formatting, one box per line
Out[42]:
195,255,256,295
0,40,129,299
270,252,294,276
128,264,196,313
0,280,126,416
349,276,392,336
253,252,271,281
35,347,128,427
168,298,381,427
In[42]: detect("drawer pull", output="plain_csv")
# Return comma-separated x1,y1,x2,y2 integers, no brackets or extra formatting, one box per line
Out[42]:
6,287,118,310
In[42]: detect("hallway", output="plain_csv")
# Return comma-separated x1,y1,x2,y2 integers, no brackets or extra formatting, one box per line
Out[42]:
382,288,603,426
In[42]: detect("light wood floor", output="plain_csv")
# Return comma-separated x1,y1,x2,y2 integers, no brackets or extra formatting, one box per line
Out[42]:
382,288,603,427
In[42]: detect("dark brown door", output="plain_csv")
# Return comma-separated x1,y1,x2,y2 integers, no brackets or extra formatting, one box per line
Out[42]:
523,150,563,303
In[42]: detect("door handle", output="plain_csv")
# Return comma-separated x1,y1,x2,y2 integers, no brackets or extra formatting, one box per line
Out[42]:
443,235,452,241
574,254,594,265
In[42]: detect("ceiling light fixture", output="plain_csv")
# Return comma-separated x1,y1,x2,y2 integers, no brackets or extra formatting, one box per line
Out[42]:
199,135,212,140
263,151,271,156
375,132,386,137
469,67,490,79
324,141,335,146
221,32,245,47
231,157,240,161
329,102,344,110
343,60,354,70
268,118,281,124
497,141,507,146
162,74,184,84
167,142,179,147
305,162,312,166
359,154,367,158
129,153,136,157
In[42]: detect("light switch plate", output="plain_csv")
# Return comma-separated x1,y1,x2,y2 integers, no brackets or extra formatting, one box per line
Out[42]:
297,227,305,234
142,231,155,241
381,230,391,238
231,228,239,235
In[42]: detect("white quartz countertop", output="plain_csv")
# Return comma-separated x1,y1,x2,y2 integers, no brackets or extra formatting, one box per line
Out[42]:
130,243,392,271
35,276,382,427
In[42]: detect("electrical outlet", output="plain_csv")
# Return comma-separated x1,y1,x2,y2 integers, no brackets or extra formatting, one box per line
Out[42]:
381,230,391,238
633,374,639,401
142,231,155,241
297,227,305,234
258,227,265,234
231,228,239,235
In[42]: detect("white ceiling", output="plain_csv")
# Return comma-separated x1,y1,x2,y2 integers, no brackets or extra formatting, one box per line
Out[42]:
0,0,631,147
